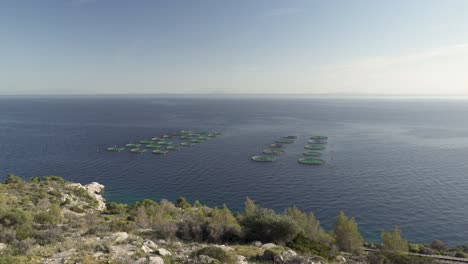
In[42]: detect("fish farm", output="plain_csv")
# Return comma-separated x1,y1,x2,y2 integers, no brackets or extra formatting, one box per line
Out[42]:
304,144,326,150
106,147,125,152
152,149,169,155
251,155,276,162
125,143,141,147
310,135,328,141
269,143,285,148
308,140,327,144
298,158,325,165
130,148,147,153
145,144,160,148
276,138,295,144
303,151,322,157
166,145,181,150
263,149,285,155
105,130,222,157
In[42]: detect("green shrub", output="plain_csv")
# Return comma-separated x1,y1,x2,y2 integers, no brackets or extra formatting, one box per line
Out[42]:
42,176,65,183
5,174,23,184
287,233,332,259
334,211,363,254
241,207,300,244
196,246,236,264
175,196,191,209
106,202,128,215
455,252,465,258
381,226,408,254
69,206,85,214
0,207,32,228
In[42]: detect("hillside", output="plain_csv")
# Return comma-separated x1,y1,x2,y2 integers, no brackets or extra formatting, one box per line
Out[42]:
0,174,465,264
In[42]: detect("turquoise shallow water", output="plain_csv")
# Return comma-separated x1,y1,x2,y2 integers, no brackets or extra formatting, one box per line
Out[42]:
1,96,468,244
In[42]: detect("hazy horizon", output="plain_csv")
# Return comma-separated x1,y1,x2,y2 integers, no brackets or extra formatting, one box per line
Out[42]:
2,0,468,95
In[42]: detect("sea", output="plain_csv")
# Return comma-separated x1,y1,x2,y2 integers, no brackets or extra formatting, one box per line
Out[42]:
1,95,467,244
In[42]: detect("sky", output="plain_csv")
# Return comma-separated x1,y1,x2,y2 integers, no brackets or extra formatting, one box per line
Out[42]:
1,0,468,95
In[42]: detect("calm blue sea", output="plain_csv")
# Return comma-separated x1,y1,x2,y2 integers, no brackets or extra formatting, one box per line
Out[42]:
1,96,467,244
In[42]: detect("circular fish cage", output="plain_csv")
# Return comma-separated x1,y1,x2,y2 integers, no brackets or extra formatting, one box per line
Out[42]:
263,149,285,155
197,136,209,140
298,158,325,165
130,148,147,153
145,144,160,148
269,143,285,148
304,144,326,150
152,149,169,155
307,140,327,144
166,145,181,150
191,139,204,143
140,140,153,144
126,143,141,147
207,133,217,137
157,141,172,145
180,142,194,147
310,135,328,140
180,135,192,139
180,130,193,134
107,147,125,152
283,136,297,139
162,134,171,138
303,151,322,157
276,138,295,144
251,155,276,162
151,137,162,141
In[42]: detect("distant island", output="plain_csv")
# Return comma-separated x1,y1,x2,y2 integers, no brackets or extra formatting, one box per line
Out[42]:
0,174,466,264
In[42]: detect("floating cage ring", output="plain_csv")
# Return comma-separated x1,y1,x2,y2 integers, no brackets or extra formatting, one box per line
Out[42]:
276,139,295,144
303,151,322,157
262,149,285,155
308,140,327,144
269,143,285,148
251,155,276,162
298,158,325,165
283,135,297,139
126,143,141,147
152,149,169,154
166,145,181,150
145,144,160,148
310,135,328,140
130,148,147,153
139,140,154,144
107,147,125,152
304,144,326,150
157,141,172,145
180,142,194,146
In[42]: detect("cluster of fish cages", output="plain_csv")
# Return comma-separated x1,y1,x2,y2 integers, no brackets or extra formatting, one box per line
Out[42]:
298,135,328,165
106,130,222,156
251,135,297,162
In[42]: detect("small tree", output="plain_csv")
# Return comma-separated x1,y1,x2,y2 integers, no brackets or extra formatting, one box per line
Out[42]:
334,211,363,254
175,196,191,209
244,197,257,216
430,240,447,252
285,206,331,243
381,226,408,254
5,174,23,184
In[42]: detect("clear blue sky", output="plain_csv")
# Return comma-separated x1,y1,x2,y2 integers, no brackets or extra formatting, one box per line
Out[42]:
1,0,468,95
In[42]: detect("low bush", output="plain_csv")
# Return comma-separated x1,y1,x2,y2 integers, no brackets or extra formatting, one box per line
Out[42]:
287,233,332,259
196,246,236,264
